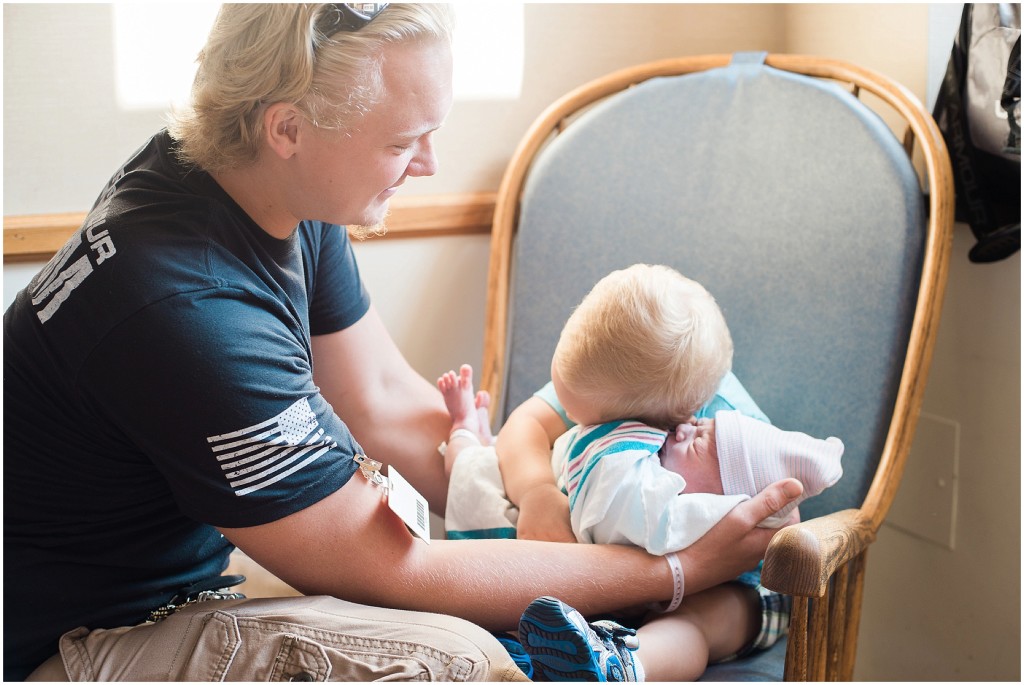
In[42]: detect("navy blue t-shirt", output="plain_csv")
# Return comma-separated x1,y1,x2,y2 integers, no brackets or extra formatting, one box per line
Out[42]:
3,131,368,679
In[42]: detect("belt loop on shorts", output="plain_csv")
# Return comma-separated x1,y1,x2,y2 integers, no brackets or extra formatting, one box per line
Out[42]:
147,574,247,623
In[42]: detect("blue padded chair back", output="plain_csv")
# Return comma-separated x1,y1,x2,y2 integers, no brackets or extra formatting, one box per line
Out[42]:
498,54,926,520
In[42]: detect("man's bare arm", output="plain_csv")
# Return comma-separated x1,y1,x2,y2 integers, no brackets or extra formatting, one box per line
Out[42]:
311,306,451,513
219,474,802,629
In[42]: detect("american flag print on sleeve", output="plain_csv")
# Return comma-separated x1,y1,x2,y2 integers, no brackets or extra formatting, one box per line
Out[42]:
207,397,337,497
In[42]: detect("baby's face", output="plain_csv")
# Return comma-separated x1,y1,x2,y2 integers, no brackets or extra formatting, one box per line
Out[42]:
661,418,724,495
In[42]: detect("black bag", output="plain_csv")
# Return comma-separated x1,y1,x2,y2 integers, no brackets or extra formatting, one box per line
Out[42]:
933,3,1021,263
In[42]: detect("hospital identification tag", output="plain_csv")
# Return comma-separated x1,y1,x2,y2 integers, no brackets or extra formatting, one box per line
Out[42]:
386,467,432,543
354,454,430,543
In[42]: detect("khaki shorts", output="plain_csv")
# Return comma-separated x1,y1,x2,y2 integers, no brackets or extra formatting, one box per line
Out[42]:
27,595,529,682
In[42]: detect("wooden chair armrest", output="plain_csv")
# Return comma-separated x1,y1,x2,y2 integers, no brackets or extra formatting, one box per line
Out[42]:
761,509,877,597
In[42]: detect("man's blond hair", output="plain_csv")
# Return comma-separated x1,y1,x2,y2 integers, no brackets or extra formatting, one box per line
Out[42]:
553,264,733,429
169,4,454,172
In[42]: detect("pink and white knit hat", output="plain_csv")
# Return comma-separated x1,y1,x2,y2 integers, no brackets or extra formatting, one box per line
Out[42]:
715,410,844,527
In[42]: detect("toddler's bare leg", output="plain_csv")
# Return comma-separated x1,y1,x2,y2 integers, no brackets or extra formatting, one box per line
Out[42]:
635,583,760,681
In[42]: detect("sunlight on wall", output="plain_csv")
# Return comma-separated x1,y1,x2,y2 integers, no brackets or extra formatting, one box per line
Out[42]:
113,2,523,112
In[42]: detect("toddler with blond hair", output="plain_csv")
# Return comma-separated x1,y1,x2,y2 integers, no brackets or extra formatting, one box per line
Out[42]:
438,264,842,681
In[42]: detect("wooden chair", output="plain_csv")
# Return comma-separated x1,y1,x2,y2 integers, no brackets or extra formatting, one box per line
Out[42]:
481,53,953,681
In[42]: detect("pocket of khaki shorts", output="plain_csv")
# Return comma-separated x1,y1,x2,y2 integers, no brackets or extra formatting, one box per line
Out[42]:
268,634,332,681
173,611,333,681
173,611,243,681
183,610,440,681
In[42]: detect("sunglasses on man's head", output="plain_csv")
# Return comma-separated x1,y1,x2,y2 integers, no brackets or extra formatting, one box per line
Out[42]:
316,3,390,37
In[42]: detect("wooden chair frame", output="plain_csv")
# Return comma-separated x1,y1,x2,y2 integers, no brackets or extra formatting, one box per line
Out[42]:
481,54,954,681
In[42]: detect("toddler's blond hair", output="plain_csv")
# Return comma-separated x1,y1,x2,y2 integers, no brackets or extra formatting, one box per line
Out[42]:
553,264,733,429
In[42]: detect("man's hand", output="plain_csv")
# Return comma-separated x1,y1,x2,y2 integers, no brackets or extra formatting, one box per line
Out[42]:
516,484,576,543
677,478,803,594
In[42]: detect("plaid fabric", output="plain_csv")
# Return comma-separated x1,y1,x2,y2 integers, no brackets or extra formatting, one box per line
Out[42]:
744,583,792,655
714,570,792,663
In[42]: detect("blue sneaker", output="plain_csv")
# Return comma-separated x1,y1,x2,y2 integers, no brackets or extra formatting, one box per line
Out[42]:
491,632,534,679
518,596,643,682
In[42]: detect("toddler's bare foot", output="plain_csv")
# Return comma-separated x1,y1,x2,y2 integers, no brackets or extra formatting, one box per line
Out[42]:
475,390,494,445
437,364,491,444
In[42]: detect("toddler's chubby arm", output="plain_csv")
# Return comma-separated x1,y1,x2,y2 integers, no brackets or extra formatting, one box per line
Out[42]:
495,396,577,543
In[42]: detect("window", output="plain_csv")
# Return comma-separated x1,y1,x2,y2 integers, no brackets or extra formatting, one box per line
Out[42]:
113,2,523,111
113,3,220,111
452,2,523,100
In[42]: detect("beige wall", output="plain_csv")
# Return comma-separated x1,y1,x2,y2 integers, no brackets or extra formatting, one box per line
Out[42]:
784,5,1020,680
3,4,1019,680
407,3,787,196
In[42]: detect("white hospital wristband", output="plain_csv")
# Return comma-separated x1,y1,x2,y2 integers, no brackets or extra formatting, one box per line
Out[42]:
654,553,685,613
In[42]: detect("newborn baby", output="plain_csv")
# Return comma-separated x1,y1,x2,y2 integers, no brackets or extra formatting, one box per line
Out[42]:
555,410,845,554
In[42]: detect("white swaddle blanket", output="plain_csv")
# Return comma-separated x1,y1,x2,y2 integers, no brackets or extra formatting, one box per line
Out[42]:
445,411,844,553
